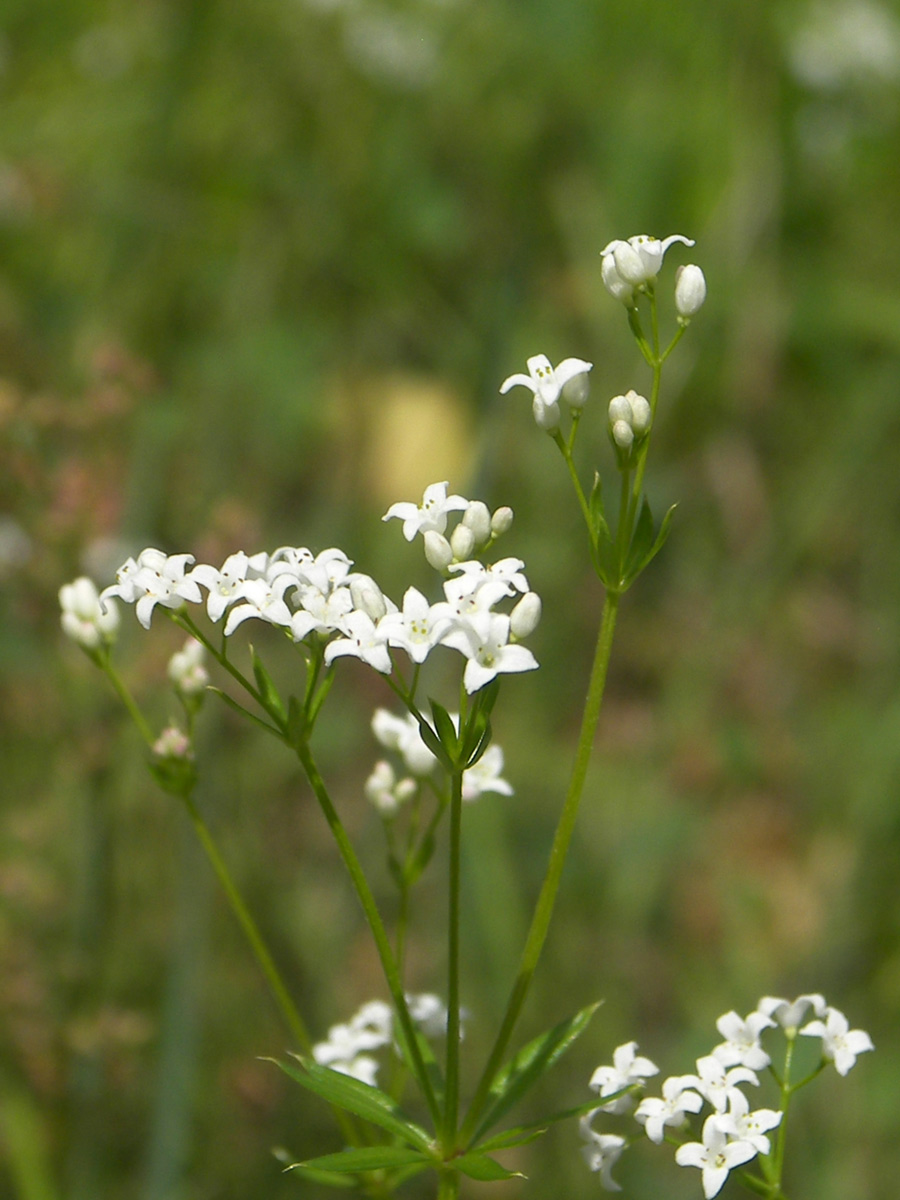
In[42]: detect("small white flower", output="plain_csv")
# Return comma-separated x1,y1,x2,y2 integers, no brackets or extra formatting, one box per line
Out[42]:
447,557,529,597
60,576,120,648
101,549,201,628
167,637,209,695
191,552,252,622
440,612,539,694
372,708,436,776
601,234,695,288
290,583,354,640
800,1006,874,1076
589,1042,659,1113
383,481,468,542
727,1090,782,1155
634,1074,704,1144
757,993,826,1032
324,610,393,674
379,587,453,665
462,744,513,801
364,761,415,816
712,1010,775,1070
407,993,450,1038
223,575,295,635
675,1114,757,1199
499,354,593,431
579,1111,626,1191
682,1055,759,1113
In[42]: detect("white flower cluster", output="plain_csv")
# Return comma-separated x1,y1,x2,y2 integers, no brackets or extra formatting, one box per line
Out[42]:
364,707,513,815
70,483,540,696
582,994,873,1197
312,994,450,1087
499,354,593,431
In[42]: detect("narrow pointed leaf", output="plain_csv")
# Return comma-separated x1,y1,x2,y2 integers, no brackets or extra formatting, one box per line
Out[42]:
208,687,287,741
430,701,460,760
455,1153,524,1182
290,1147,432,1174
251,646,287,723
269,1058,433,1151
623,502,677,587
625,496,655,576
472,1002,601,1141
284,1164,357,1188
392,1024,445,1111
475,1125,548,1152
414,714,453,771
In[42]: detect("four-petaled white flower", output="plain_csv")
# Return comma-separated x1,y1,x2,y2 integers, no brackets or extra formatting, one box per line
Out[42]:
675,1114,757,1199
635,1074,704,1143
499,354,593,431
462,744,513,801
383,481,469,542
580,1111,627,1191
441,611,538,694
726,1089,782,1155
681,1055,758,1114
589,1041,659,1114
379,586,453,664
757,993,826,1032
372,708,437,776
324,609,393,674
712,1009,776,1070
191,551,252,622
800,1007,874,1076
222,575,295,635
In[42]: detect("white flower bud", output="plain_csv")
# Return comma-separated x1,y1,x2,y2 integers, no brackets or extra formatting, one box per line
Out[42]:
510,591,542,639
611,419,634,450
168,637,209,695
675,264,706,318
490,506,514,536
562,371,590,409
627,392,652,435
423,530,453,571
152,725,193,760
612,240,648,286
601,252,635,305
350,574,388,621
461,500,491,547
59,576,119,648
532,395,560,431
608,395,633,425
450,523,476,561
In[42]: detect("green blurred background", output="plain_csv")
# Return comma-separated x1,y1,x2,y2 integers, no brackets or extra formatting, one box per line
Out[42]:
2,0,900,1196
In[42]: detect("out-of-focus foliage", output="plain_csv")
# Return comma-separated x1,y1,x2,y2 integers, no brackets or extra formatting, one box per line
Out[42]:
2,0,900,1197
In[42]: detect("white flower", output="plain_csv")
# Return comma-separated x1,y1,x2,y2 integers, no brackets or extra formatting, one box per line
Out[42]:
462,745,513,801
447,557,529,597
579,1111,626,1191
712,1010,776,1070
324,609,392,674
757,993,826,1032
682,1055,759,1113
440,612,539,694
191,552,252,622
675,1114,757,1199
364,761,415,816
167,637,209,694
101,549,201,628
407,993,450,1038
382,481,468,542
675,263,707,319
800,1006,874,1076
222,575,295,635
601,251,635,305
499,354,592,431
727,1090,782,1155
60,576,120,648
372,708,436,776
378,586,453,664
290,583,354,640
601,234,695,288
634,1074,704,1144
589,1042,659,1114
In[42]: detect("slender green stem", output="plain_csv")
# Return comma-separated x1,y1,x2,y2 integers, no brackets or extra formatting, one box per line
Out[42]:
101,660,155,745
179,793,312,1053
553,431,592,532
461,589,621,1140
173,612,267,710
443,770,464,1149
295,740,442,1128
769,1034,795,1196
437,1168,459,1200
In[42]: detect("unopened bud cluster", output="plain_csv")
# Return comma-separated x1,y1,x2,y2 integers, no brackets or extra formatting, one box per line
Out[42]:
608,389,651,457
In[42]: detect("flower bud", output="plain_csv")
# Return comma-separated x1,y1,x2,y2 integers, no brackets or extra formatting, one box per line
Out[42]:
350,574,388,621
168,637,209,695
611,419,634,450
153,725,193,760
562,371,590,409
490,506,514,536
608,395,633,425
601,252,635,305
461,500,491,547
423,530,453,571
627,392,652,435
675,264,706,319
450,523,476,561
510,591,542,639
59,576,119,648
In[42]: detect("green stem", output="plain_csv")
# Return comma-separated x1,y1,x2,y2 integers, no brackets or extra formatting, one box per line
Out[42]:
553,431,592,533
460,589,620,1140
769,1034,795,1195
101,660,155,746
443,770,464,1149
295,740,442,1129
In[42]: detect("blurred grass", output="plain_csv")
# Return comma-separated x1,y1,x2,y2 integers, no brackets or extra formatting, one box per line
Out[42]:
2,0,900,1196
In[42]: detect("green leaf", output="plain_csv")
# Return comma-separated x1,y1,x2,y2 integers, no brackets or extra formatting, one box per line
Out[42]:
625,496,655,576
284,1164,357,1188
475,1125,548,1152
463,719,492,770
413,707,454,771
287,695,307,749
454,1153,524,1182
392,1024,445,1111
430,701,460,760
208,687,287,741
269,1058,433,1151
472,1002,602,1141
289,1146,432,1175
623,501,677,587
251,646,287,724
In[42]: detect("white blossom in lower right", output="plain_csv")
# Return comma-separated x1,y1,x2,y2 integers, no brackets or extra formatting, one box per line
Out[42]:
675,1114,758,1199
